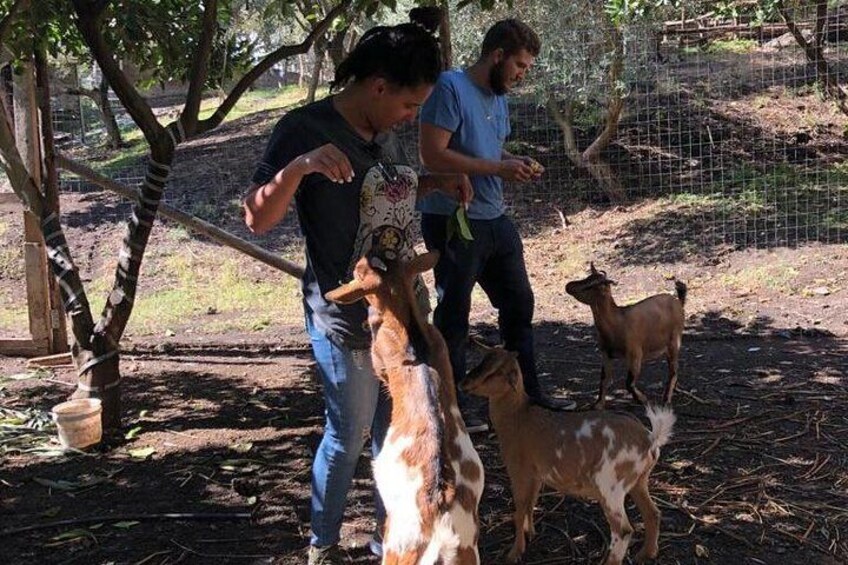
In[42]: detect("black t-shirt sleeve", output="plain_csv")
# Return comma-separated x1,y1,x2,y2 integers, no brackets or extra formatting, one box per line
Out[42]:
251,113,310,187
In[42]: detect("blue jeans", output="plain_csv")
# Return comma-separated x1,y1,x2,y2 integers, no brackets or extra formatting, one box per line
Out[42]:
421,213,540,399
305,311,389,547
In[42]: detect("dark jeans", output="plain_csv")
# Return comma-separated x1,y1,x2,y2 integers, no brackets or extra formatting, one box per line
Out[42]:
421,213,541,399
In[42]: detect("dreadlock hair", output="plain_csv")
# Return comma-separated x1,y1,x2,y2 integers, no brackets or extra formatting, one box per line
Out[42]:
330,7,443,92
480,18,541,59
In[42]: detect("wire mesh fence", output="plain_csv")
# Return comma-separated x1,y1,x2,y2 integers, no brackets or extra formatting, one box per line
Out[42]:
2,14,847,339
46,22,848,253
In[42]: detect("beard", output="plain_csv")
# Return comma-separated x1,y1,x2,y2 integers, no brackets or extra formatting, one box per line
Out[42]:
489,60,509,95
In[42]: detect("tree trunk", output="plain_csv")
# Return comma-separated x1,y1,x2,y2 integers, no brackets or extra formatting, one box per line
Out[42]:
27,0,350,429
546,96,625,203
327,25,349,69
439,0,452,69
306,41,327,104
98,76,122,149
307,39,326,103
777,0,848,115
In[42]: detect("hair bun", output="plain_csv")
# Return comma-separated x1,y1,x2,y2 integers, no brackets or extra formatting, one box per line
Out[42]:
408,6,442,34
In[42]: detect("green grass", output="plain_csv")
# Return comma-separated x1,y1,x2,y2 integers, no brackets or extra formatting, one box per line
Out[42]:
668,162,848,224
89,85,319,173
721,263,800,294
0,301,27,332
105,245,304,336
0,239,304,338
706,39,759,54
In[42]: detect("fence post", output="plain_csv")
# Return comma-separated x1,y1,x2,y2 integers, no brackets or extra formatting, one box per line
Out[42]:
35,47,70,353
12,58,63,355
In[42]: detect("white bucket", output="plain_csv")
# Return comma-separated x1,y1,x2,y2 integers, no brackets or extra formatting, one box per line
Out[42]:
51,398,103,449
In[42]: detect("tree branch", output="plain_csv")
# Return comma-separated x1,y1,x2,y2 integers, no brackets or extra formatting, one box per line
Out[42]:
195,0,350,135
182,0,219,134
64,86,100,101
776,0,848,115
71,0,167,147
0,0,25,44
546,95,581,168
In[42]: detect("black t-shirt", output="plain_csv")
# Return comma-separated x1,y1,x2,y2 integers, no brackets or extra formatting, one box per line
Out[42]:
252,97,419,349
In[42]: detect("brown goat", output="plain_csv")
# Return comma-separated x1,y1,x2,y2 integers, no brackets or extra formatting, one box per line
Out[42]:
326,251,483,564
566,263,686,409
463,348,674,565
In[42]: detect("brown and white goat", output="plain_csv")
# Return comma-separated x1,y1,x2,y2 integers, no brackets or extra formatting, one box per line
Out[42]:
566,263,686,409
326,251,483,564
463,348,674,565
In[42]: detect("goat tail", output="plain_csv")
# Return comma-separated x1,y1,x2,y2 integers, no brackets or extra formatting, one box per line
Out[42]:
674,280,688,307
646,404,676,452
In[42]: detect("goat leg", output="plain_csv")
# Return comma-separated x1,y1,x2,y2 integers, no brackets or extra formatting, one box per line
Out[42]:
625,355,649,406
663,346,679,405
594,355,614,410
629,474,661,563
506,477,540,563
601,495,634,565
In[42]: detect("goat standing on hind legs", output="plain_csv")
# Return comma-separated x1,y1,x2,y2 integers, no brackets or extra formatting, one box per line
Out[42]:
326,251,483,565
566,263,687,409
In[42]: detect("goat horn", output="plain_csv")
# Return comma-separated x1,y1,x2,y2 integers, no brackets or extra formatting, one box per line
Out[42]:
590,262,598,274
470,336,495,351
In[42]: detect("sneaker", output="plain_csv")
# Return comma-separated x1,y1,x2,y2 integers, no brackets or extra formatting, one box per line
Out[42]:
457,391,490,434
308,544,345,565
463,413,490,434
368,528,383,558
532,395,577,411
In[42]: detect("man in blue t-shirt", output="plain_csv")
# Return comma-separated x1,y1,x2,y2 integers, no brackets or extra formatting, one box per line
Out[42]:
418,19,574,430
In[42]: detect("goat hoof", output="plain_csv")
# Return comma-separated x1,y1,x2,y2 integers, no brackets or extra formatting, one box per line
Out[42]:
634,547,658,563
593,401,606,410
506,547,524,563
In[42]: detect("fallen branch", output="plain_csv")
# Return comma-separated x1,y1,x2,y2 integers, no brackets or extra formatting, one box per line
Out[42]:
0,512,252,537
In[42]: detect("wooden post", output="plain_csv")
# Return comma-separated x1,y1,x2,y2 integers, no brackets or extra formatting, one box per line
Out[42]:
35,46,70,353
13,59,53,356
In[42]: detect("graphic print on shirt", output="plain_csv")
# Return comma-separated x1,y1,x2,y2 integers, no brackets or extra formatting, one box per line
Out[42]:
351,162,430,312
352,163,419,267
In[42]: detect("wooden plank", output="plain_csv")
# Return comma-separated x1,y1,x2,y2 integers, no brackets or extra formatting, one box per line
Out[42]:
0,192,21,206
27,352,73,369
24,241,51,343
0,338,49,358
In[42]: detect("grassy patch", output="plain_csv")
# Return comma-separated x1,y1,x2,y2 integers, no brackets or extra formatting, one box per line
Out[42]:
0,246,23,280
0,302,28,333
197,85,324,122
553,243,591,279
721,263,799,294
668,162,848,226
706,39,759,54
118,246,302,336
83,85,319,174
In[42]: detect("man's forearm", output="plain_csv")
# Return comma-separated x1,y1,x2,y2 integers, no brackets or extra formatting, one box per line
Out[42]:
421,146,501,177
501,148,519,161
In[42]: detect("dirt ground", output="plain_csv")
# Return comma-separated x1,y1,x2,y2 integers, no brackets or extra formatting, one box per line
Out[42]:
2,204,847,564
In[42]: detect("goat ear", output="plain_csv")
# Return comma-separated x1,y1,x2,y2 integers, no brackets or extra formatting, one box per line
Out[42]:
506,366,519,391
470,336,494,351
407,250,440,276
590,261,598,274
325,279,368,304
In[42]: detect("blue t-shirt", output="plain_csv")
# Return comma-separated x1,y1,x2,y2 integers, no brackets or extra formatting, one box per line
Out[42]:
417,69,510,220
